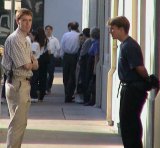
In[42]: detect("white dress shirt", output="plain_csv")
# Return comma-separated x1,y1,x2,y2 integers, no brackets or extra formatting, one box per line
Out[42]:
48,35,60,57
60,30,80,57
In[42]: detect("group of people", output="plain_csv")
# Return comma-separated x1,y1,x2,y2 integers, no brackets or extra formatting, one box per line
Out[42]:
1,23,60,103
1,7,159,148
28,25,60,102
0,7,100,148
61,22,100,106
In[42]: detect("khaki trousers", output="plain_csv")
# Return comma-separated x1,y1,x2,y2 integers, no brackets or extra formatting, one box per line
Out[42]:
5,77,31,148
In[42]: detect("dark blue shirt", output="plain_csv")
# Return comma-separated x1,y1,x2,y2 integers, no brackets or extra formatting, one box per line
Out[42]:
118,36,144,82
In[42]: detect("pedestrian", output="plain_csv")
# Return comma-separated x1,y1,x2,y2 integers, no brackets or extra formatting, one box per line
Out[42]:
36,27,50,102
1,8,38,148
107,16,158,148
60,22,80,103
84,27,100,106
29,30,41,102
67,22,72,32
74,33,85,103
45,25,60,94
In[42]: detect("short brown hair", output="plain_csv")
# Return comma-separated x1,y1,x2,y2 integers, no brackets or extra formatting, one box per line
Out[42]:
107,16,130,34
16,8,33,20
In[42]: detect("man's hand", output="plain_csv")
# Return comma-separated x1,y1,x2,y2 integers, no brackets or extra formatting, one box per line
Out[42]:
149,74,159,89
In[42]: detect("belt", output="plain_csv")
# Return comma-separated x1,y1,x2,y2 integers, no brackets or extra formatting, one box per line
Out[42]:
13,76,31,81
64,52,77,56
117,81,129,98
121,83,129,86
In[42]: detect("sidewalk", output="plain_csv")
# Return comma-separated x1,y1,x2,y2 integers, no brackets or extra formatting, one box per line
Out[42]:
0,70,123,148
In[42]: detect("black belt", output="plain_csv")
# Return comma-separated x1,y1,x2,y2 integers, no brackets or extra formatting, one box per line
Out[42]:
117,81,130,98
121,82,129,86
64,52,77,56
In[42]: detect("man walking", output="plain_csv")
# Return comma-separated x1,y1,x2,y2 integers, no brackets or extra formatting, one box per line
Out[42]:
2,8,38,148
45,25,60,94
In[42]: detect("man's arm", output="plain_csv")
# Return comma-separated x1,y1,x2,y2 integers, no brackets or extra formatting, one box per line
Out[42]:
135,65,149,80
136,65,159,89
23,55,38,70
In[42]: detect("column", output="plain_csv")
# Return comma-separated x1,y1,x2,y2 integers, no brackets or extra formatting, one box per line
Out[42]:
106,0,119,125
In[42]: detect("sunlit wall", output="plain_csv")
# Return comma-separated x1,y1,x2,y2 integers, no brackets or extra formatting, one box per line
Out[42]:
82,0,89,29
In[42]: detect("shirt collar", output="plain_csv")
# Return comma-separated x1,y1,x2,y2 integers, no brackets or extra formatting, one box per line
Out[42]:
48,35,54,40
122,36,130,44
16,27,27,39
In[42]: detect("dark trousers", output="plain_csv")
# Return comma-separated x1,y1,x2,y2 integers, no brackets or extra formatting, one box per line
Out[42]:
30,70,39,99
38,62,48,101
46,55,55,91
79,54,88,98
63,53,77,102
120,84,147,148
84,55,94,103
1,74,7,99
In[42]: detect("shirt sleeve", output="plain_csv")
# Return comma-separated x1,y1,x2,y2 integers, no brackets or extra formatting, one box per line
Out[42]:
55,38,60,50
126,42,144,69
88,40,98,56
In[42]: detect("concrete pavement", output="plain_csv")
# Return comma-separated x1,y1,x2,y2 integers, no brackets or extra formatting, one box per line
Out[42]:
0,70,123,148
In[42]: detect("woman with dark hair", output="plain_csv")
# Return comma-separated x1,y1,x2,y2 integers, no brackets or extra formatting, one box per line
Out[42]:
36,27,49,102
29,30,40,102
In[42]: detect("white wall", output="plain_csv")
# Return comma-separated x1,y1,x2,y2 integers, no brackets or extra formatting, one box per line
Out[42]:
89,0,98,27
44,0,83,41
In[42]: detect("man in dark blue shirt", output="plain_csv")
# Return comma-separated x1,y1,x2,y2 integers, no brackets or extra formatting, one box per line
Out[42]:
107,16,149,148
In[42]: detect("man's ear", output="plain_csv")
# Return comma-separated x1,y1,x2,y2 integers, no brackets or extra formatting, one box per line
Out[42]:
16,19,19,25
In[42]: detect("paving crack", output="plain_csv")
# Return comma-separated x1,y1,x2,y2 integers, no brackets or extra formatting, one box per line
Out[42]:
61,107,66,120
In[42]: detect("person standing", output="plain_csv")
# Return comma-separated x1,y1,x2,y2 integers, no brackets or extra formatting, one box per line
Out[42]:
1,8,38,148
67,22,72,32
60,22,80,103
45,25,60,94
84,27,100,106
107,16,159,148
29,30,40,102
36,27,49,102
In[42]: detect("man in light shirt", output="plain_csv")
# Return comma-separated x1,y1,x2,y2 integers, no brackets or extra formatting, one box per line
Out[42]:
60,22,80,103
1,8,38,148
45,25,60,94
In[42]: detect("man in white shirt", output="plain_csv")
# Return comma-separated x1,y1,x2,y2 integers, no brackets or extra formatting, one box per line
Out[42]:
45,25,60,94
60,22,80,103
